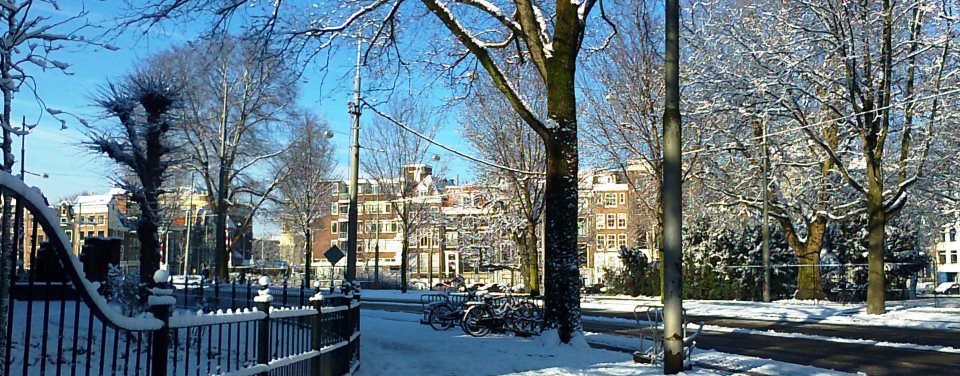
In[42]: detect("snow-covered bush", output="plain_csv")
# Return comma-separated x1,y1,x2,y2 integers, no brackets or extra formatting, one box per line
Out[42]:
604,218,797,300
822,215,930,301
103,265,146,316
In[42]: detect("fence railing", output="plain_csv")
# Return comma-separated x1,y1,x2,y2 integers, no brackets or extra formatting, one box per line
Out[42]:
0,172,360,376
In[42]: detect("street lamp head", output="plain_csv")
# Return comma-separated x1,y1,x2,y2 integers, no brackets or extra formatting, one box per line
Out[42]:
605,92,616,103
432,154,441,162
323,130,334,139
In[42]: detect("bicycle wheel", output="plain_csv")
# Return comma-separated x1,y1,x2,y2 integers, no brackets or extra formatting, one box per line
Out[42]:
429,304,456,331
461,306,493,337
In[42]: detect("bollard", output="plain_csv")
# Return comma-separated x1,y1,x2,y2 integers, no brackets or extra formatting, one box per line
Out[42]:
254,276,273,376
149,270,175,376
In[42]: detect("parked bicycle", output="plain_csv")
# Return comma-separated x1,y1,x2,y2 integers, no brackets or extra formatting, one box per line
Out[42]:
421,291,477,331
460,293,543,337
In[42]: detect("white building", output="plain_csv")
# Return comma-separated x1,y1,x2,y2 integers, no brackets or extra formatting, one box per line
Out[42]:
934,222,960,283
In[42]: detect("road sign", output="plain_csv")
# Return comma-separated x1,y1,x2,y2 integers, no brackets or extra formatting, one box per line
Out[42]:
324,245,345,265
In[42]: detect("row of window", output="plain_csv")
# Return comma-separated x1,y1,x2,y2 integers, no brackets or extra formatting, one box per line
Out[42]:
59,215,107,225
330,221,401,234
939,251,959,265
596,213,628,230
64,230,106,239
596,234,628,251
595,192,627,208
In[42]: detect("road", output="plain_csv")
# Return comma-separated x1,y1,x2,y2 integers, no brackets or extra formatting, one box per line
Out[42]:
361,301,960,375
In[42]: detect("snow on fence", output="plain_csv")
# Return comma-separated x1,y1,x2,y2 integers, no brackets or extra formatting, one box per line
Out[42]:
0,172,361,376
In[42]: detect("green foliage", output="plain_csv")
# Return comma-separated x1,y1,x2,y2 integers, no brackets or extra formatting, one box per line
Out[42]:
604,218,796,300
822,215,930,301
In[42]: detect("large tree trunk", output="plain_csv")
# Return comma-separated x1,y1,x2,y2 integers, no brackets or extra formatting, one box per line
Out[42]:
541,129,582,343
0,42,13,374
796,221,827,300
526,228,540,295
138,213,162,289
865,157,886,314
304,228,312,286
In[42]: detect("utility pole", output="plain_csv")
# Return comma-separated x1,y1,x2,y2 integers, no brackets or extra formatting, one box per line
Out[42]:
662,0,684,373
761,119,771,303
374,205,381,285
183,174,195,276
345,29,363,282
215,66,231,281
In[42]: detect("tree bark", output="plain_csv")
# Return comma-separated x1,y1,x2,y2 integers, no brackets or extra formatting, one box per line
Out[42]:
304,228,312,286
526,229,540,294
866,157,886,314
541,130,581,343
795,222,826,300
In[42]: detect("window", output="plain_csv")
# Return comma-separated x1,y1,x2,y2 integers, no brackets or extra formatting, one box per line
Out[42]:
357,221,364,233
384,203,392,213
618,234,627,249
97,231,104,237
88,216,95,224
331,203,338,215
596,235,604,249
60,217,67,224
366,222,378,233
953,252,958,265
97,215,104,224
87,231,94,238
330,222,338,234
606,214,616,229
65,230,72,239
604,193,617,208
358,205,364,215
595,195,602,205
619,193,625,205
596,214,604,229
940,252,948,265
951,228,957,242
606,234,616,249
617,213,627,229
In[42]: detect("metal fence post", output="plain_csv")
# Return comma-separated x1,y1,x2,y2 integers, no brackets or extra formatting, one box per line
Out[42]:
352,286,361,371
310,289,324,375
255,277,273,376
150,270,175,376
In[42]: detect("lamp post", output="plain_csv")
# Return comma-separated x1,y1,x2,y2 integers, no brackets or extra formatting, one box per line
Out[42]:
345,29,364,283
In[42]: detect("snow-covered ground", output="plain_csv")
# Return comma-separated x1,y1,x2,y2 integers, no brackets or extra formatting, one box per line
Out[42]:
361,289,960,331
580,295,960,330
358,309,851,376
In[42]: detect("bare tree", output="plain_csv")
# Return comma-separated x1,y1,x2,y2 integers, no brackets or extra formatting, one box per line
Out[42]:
124,0,617,343
461,80,545,294
86,70,180,291
361,99,442,294
270,112,335,286
686,0,959,307
153,37,298,280
580,0,706,268
0,1,113,362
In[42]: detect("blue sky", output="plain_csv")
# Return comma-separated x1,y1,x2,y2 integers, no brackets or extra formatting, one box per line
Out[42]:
19,1,472,231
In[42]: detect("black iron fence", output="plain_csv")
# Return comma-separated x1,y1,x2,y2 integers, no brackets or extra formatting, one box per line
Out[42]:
0,173,360,376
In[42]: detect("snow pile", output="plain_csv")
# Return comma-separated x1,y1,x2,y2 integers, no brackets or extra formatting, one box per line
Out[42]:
269,306,318,318
170,308,267,328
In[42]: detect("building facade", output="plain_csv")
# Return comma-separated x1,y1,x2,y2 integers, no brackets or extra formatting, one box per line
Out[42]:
578,164,655,285
934,222,960,284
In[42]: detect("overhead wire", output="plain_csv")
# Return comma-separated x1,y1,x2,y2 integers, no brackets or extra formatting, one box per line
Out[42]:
361,100,545,176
